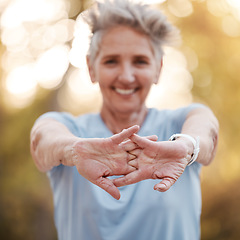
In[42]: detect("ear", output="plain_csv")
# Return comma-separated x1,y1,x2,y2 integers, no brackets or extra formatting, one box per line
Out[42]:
86,56,96,83
153,58,163,85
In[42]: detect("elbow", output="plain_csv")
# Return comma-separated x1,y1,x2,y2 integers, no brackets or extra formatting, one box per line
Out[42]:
210,126,219,164
30,128,49,172
204,121,219,166
211,113,219,158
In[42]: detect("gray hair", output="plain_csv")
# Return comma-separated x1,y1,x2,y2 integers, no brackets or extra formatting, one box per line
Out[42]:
83,0,180,65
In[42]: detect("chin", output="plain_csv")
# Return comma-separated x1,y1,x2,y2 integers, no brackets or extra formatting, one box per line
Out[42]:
114,104,142,114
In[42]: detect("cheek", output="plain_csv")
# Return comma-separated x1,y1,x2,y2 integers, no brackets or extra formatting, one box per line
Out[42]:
139,70,157,86
96,68,117,85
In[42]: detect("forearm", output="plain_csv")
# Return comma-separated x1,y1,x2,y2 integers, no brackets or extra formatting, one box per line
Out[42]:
30,118,78,172
181,107,219,165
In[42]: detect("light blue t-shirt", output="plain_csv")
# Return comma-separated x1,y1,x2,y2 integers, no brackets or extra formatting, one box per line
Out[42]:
41,105,203,240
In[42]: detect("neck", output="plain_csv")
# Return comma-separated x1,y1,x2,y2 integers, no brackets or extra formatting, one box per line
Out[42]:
100,106,148,134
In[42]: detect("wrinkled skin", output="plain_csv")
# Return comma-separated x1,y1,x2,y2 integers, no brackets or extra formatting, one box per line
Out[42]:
113,134,192,192
70,126,139,200
70,126,158,200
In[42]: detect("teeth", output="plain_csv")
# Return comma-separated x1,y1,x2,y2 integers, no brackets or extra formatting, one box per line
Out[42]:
115,88,135,95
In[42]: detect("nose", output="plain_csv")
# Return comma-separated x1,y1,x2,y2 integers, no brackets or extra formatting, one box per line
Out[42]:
118,63,135,83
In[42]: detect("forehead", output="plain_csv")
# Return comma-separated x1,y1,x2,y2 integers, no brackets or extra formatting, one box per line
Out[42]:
99,26,155,57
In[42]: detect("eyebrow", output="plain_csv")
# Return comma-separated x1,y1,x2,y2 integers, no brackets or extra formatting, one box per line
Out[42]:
134,55,150,59
102,55,119,59
101,54,151,60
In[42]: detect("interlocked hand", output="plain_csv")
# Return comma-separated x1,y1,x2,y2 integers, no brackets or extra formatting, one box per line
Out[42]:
113,134,192,192
71,126,140,200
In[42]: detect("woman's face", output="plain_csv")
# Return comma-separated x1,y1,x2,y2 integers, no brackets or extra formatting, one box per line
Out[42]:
88,26,162,116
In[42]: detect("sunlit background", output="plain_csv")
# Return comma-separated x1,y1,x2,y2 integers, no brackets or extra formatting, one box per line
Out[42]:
0,0,240,239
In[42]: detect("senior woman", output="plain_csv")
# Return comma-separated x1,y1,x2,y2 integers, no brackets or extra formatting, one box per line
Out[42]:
30,0,219,239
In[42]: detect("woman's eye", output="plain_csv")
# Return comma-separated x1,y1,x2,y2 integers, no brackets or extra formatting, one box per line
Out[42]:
134,59,149,65
138,60,147,64
104,59,117,64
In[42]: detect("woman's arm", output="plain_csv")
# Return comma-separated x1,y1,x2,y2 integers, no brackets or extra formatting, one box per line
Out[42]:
30,118,140,199
30,118,78,172
180,106,219,166
113,106,219,191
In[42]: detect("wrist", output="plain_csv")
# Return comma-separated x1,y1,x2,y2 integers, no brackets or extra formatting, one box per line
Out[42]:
169,134,200,166
60,137,80,167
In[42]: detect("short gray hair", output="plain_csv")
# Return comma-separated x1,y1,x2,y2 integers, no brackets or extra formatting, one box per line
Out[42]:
83,0,180,65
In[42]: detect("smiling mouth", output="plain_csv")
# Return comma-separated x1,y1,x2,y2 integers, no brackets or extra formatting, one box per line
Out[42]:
114,88,137,95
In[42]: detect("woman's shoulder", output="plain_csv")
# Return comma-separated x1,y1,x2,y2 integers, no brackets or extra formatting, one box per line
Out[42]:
145,104,207,139
149,103,206,118
36,111,99,137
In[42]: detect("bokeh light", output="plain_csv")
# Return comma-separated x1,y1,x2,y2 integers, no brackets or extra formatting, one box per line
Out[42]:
222,15,240,37
147,47,193,109
206,0,240,37
69,15,91,68
1,0,240,110
0,0,73,109
206,0,229,17
1,1,240,239
3,63,37,108
167,0,193,18
35,44,70,89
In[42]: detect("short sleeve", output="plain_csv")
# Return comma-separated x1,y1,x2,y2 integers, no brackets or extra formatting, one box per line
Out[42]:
37,111,79,136
36,112,80,175
172,103,206,133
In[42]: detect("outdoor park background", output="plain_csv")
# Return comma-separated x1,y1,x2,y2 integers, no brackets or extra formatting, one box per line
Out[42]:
0,0,240,239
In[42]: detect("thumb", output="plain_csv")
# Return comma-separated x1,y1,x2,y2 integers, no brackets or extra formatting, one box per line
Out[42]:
130,134,155,149
95,177,121,200
111,125,140,144
145,135,158,142
113,170,143,187
154,177,175,192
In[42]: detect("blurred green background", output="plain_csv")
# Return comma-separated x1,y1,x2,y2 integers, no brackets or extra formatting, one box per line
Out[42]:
0,0,240,239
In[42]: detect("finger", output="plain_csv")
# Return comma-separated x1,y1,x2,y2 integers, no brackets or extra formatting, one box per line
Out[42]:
128,159,138,168
111,125,140,144
128,148,141,157
125,165,138,173
119,139,138,152
113,170,143,187
153,177,175,192
119,135,157,152
96,177,121,200
128,152,137,161
145,135,158,142
130,134,155,148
